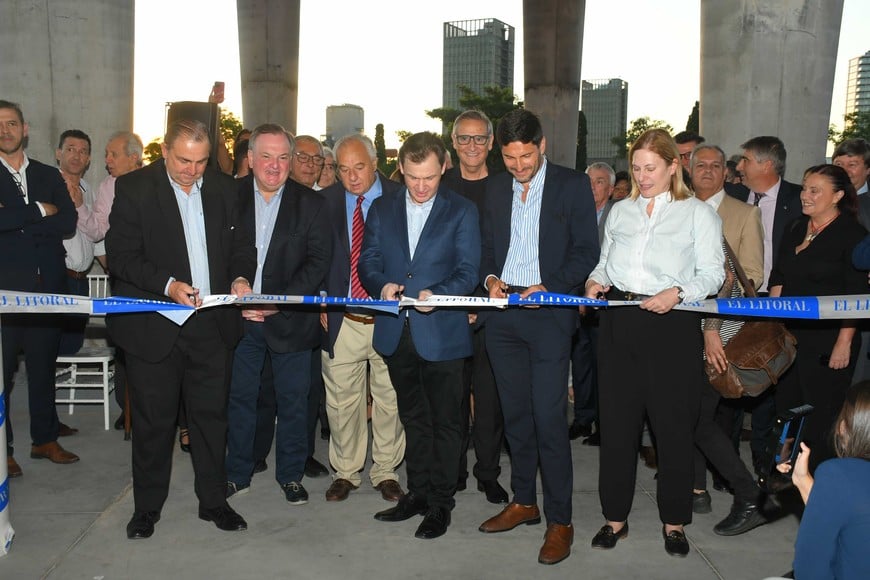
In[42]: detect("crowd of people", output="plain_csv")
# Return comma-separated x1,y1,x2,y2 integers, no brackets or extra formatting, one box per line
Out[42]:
2,94,870,574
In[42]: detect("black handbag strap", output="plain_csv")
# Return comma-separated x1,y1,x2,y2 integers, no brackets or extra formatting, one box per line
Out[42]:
722,238,758,298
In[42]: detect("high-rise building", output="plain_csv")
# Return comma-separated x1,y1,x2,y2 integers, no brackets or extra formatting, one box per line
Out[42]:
324,103,364,146
442,19,515,110
582,78,628,167
846,50,870,115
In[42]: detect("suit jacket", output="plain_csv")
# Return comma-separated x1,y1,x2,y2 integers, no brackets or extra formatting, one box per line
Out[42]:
856,193,870,231
105,159,257,362
726,178,802,265
358,185,480,361
0,157,76,293
597,199,615,246
717,192,764,291
321,174,402,356
237,175,332,353
480,162,600,335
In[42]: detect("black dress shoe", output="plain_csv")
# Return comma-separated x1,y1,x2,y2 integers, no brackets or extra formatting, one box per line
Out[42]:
582,432,601,446
692,490,712,514
591,522,628,549
126,510,160,539
712,478,733,494
304,456,329,478
198,504,248,532
713,498,768,536
374,492,428,522
114,413,125,431
477,479,509,504
663,527,690,557
568,422,593,440
455,478,467,492
415,506,451,539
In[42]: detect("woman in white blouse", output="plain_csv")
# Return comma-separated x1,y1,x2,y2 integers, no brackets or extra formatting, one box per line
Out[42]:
584,128,724,558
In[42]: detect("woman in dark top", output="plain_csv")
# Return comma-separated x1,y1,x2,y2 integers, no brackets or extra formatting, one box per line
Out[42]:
768,164,867,472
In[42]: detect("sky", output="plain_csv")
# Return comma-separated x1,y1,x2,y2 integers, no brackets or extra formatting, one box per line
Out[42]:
134,0,870,150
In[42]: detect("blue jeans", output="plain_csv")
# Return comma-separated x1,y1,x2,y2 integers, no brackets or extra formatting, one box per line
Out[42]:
226,322,311,485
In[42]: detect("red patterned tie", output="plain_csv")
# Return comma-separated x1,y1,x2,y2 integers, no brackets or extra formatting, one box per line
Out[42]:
350,195,368,298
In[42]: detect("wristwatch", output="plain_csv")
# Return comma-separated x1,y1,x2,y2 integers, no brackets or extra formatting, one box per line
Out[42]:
675,286,686,303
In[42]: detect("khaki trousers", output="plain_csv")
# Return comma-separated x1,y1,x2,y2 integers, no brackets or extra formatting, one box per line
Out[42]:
322,317,405,486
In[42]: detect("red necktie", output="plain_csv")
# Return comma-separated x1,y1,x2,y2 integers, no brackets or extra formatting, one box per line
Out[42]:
350,196,368,299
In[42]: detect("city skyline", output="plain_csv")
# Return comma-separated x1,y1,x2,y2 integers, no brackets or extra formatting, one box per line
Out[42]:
134,0,869,151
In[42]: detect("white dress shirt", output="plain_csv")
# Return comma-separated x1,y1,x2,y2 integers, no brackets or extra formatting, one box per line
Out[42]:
589,191,724,302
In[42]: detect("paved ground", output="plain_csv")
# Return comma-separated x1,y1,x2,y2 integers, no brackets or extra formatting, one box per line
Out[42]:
1,351,800,579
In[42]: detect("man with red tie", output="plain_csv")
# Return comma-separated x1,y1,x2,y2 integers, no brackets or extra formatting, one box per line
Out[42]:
319,134,406,503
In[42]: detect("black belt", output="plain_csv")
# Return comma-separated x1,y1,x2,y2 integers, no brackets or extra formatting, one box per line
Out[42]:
66,268,88,280
608,288,653,301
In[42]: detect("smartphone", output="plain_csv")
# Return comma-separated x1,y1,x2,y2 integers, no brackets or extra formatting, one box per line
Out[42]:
772,404,814,470
211,81,225,104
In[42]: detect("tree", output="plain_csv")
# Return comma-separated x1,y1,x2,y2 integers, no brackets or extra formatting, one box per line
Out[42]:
575,110,588,171
426,85,522,174
143,138,162,164
611,117,674,159
829,111,870,145
686,101,700,134
374,123,388,174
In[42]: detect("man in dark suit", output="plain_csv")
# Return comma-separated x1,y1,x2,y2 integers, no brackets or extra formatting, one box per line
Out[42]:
320,134,405,504
359,132,480,540
569,161,615,444
106,119,257,539
1,99,79,479
477,109,599,566
723,135,803,476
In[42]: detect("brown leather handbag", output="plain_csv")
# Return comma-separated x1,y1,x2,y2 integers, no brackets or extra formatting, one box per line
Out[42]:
704,240,797,398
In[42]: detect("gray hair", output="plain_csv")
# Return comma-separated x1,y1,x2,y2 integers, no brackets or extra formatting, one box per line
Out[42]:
690,144,726,167
334,133,377,163
585,162,615,185
108,131,144,166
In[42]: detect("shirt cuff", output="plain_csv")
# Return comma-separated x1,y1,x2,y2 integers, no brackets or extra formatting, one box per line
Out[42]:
35,201,47,218
164,276,176,297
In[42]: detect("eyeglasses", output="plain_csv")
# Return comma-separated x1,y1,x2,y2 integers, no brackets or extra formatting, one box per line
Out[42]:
294,152,325,166
454,134,490,146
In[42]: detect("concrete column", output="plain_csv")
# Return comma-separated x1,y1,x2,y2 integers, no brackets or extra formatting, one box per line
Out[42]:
522,0,585,169
236,0,299,134
700,0,844,182
0,0,134,168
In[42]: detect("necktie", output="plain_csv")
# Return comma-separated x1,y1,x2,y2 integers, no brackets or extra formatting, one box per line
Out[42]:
753,192,765,206
350,195,368,299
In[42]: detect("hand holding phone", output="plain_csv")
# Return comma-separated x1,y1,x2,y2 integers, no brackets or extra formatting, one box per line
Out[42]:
209,81,225,104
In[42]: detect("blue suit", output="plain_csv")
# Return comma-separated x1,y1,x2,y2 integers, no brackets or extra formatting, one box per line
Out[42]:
358,185,480,510
359,186,480,362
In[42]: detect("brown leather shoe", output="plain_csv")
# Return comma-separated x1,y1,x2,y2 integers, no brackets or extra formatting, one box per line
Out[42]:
30,441,80,464
57,422,79,437
6,456,22,478
539,523,573,565
325,478,358,501
374,479,404,502
640,445,658,470
479,502,541,533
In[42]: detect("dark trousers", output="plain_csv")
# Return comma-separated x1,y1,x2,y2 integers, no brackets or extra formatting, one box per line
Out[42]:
252,347,322,464
715,388,776,474
58,275,89,356
486,308,573,525
598,306,701,525
126,313,231,512
775,325,859,473
458,324,504,483
693,381,759,503
226,321,311,486
385,324,464,510
570,314,599,427
2,313,63,452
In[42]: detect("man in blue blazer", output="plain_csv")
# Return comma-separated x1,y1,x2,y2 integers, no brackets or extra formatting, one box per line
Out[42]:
359,132,480,540
477,109,600,566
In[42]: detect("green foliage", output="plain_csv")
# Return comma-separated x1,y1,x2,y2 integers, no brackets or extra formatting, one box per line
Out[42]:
611,117,675,159
425,85,522,174
576,110,588,171
686,101,700,133
395,130,413,143
829,111,870,145
143,139,162,164
375,124,388,174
